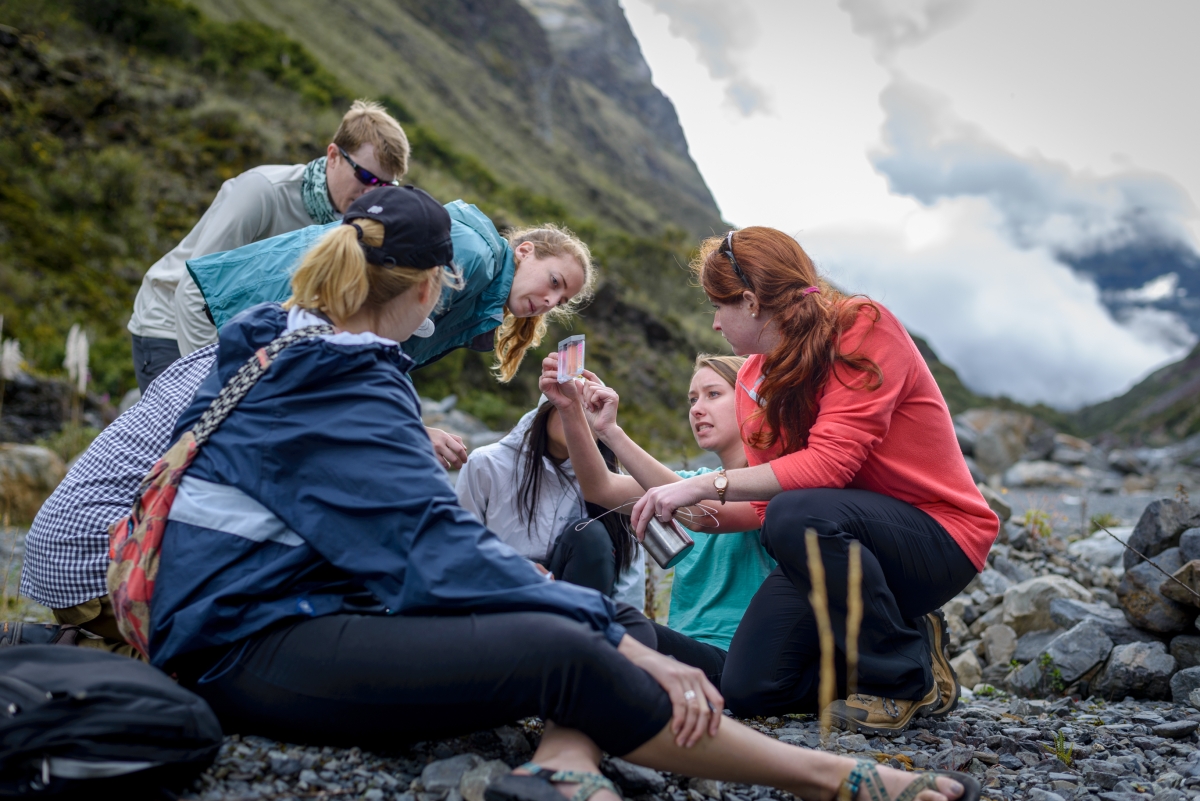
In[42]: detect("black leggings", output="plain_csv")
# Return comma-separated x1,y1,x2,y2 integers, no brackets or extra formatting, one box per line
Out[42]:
547,518,617,596
176,605,671,756
721,488,977,718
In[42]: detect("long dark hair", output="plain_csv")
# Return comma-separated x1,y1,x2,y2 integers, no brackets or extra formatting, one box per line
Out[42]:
694,227,882,456
517,403,637,571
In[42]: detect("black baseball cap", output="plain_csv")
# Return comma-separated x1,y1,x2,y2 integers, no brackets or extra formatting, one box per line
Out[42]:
342,185,454,269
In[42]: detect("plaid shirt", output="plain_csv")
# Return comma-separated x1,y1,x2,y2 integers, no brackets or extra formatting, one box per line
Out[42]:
20,345,218,608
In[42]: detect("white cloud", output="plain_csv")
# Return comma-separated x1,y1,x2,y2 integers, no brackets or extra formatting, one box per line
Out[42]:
804,199,1197,408
838,0,974,62
871,78,1200,257
635,0,770,115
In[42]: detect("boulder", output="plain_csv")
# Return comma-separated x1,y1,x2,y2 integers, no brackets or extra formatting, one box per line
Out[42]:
977,484,1012,523
421,754,483,792
1014,630,1060,663
1093,641,1177,701
954,421,978,456
1002,576,1093,636
602,758,666,793
1003,460,1084,489
1171,667,1200,705
460,761,512,801
1181,529,1200,563
967,568,1012,597
1170,635,1200,669
950,650,982,690
0,443,66,523
1008,620,1113,696
1117,547,1195,634
1048,597,1157,645
1068,527,1133,572
983,624,1018,667
963,456,986,485
991,553,1033,584
957,409,1031,475
1108,449,1144,475
1163,560,1200,607
1123,499,1200,571
1050,434,1094,466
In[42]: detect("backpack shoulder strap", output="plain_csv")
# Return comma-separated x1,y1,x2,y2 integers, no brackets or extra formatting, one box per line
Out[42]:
191,324,333,447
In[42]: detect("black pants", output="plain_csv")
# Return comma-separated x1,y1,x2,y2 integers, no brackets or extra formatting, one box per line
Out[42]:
547,518,617,597
653,623,727,686
177,605,671,756
131,335,181,393
721,488,976,718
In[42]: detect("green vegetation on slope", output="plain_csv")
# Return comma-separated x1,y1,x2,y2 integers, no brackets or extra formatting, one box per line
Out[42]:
0,0,724,457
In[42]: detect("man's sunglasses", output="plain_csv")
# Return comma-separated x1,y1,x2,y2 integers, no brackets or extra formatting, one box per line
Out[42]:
338,146,399,188
719,231,752,289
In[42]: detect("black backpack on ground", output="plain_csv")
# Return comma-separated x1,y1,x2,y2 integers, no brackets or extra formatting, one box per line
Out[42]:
0,646,222,797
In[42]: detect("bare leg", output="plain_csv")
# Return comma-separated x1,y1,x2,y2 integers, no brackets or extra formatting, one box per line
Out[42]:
522,719,964,801
624,720,966,801
521,722,622,801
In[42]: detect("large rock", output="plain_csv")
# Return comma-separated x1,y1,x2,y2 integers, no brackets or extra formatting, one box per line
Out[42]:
421,754,483,792
991,553,1033,584
1170,635,1200,669
967,568,1012,597
957,409,1046,476
1048,597,1157,645
950,650,982,690
1002,576,1093,636
1162,560,1200,607
1117,547,1195,634
1014,630,1060,663
983,624,1018,666
1180,529,1200,563
460,761,512,801
977,484,1012,523
1003,460,1084,489
1124,499,1200,571
1093,641,1177,701
1008,620,1113,696
1068,527,1134,572
1171,667,1200,705
602,758,666,793
0,443,66,523
1050,433,1098,467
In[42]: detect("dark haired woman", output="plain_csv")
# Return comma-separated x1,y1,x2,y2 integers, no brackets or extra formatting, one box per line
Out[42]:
631,228,999,733
456,401,644,607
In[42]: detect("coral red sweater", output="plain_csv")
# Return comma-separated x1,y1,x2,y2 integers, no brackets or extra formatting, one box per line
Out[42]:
736,303,997,571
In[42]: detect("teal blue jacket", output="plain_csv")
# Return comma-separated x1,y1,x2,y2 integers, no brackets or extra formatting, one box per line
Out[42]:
185,200,515,368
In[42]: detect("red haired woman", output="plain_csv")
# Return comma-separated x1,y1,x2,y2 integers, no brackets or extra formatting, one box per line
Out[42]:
631,228,998,734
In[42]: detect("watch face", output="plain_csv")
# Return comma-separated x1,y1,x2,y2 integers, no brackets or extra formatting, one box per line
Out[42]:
714,475,728,490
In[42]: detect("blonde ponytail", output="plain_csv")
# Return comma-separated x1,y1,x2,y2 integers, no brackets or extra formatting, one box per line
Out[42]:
285,219,443,324
493,223,596,383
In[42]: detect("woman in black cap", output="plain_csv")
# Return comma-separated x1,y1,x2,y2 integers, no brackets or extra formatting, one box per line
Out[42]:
142,185,976,801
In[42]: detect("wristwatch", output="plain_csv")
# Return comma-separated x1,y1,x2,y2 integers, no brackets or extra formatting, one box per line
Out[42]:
714,468,729,505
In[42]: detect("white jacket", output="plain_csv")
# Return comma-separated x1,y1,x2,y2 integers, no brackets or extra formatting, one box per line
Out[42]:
457,408,645,611
128,164,317,351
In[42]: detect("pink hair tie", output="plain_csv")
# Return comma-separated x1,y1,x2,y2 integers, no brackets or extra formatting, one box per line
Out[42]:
802,286,820,295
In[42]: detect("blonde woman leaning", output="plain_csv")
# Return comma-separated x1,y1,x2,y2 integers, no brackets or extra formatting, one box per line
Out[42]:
149,186,977,801
184,198,595,467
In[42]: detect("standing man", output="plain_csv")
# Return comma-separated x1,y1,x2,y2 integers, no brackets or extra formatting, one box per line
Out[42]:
126,99,409,390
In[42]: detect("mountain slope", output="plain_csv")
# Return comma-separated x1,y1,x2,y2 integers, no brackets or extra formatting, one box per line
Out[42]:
1073,342,1200,446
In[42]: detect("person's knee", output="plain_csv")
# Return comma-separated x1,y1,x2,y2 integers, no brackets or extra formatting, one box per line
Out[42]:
558,520,613,560
720,667,802,718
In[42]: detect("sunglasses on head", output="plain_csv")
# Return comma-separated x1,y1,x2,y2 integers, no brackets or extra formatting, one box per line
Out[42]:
337,146,399,188
719,231,752,289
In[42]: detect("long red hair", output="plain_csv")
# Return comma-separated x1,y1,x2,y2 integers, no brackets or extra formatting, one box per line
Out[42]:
692,227,882,455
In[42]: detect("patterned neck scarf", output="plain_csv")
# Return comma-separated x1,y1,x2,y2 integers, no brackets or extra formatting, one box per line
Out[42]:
301,156,339,224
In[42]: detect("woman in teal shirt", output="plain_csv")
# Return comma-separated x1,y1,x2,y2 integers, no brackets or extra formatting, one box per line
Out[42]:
539,353,774,682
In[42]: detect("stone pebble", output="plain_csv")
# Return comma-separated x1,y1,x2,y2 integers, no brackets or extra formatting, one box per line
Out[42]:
180,695,1200,801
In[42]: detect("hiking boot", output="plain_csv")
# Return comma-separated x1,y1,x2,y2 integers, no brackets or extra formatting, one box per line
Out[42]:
925,609,960,718
825,684,939,736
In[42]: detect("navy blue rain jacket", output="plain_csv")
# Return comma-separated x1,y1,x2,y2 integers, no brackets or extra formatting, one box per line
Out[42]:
148,303,626,669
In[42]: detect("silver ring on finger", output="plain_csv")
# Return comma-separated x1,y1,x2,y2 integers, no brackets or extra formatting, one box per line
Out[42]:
683,690,696,701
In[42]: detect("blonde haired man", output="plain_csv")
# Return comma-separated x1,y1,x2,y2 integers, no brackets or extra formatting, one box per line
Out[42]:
127,99,410,389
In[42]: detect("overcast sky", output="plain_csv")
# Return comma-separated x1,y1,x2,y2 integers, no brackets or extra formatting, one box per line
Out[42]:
619,0,1200,408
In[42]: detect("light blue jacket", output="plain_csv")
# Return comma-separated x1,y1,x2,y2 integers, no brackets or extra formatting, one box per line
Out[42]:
185,200,515,368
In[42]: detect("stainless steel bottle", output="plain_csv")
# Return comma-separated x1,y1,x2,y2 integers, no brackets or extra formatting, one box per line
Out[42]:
643,517,695,569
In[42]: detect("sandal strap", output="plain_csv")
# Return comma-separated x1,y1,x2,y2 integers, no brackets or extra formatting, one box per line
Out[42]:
515,763,620,801
893,774,940,801
839,759,889,801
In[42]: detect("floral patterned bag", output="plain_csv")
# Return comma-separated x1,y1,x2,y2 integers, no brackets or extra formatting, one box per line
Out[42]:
106,325,332,657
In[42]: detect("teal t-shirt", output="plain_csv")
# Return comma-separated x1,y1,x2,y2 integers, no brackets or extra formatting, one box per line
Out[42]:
667,467,776,651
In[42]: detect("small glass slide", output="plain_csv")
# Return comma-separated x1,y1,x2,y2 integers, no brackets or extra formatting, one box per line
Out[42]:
557,335,586,383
